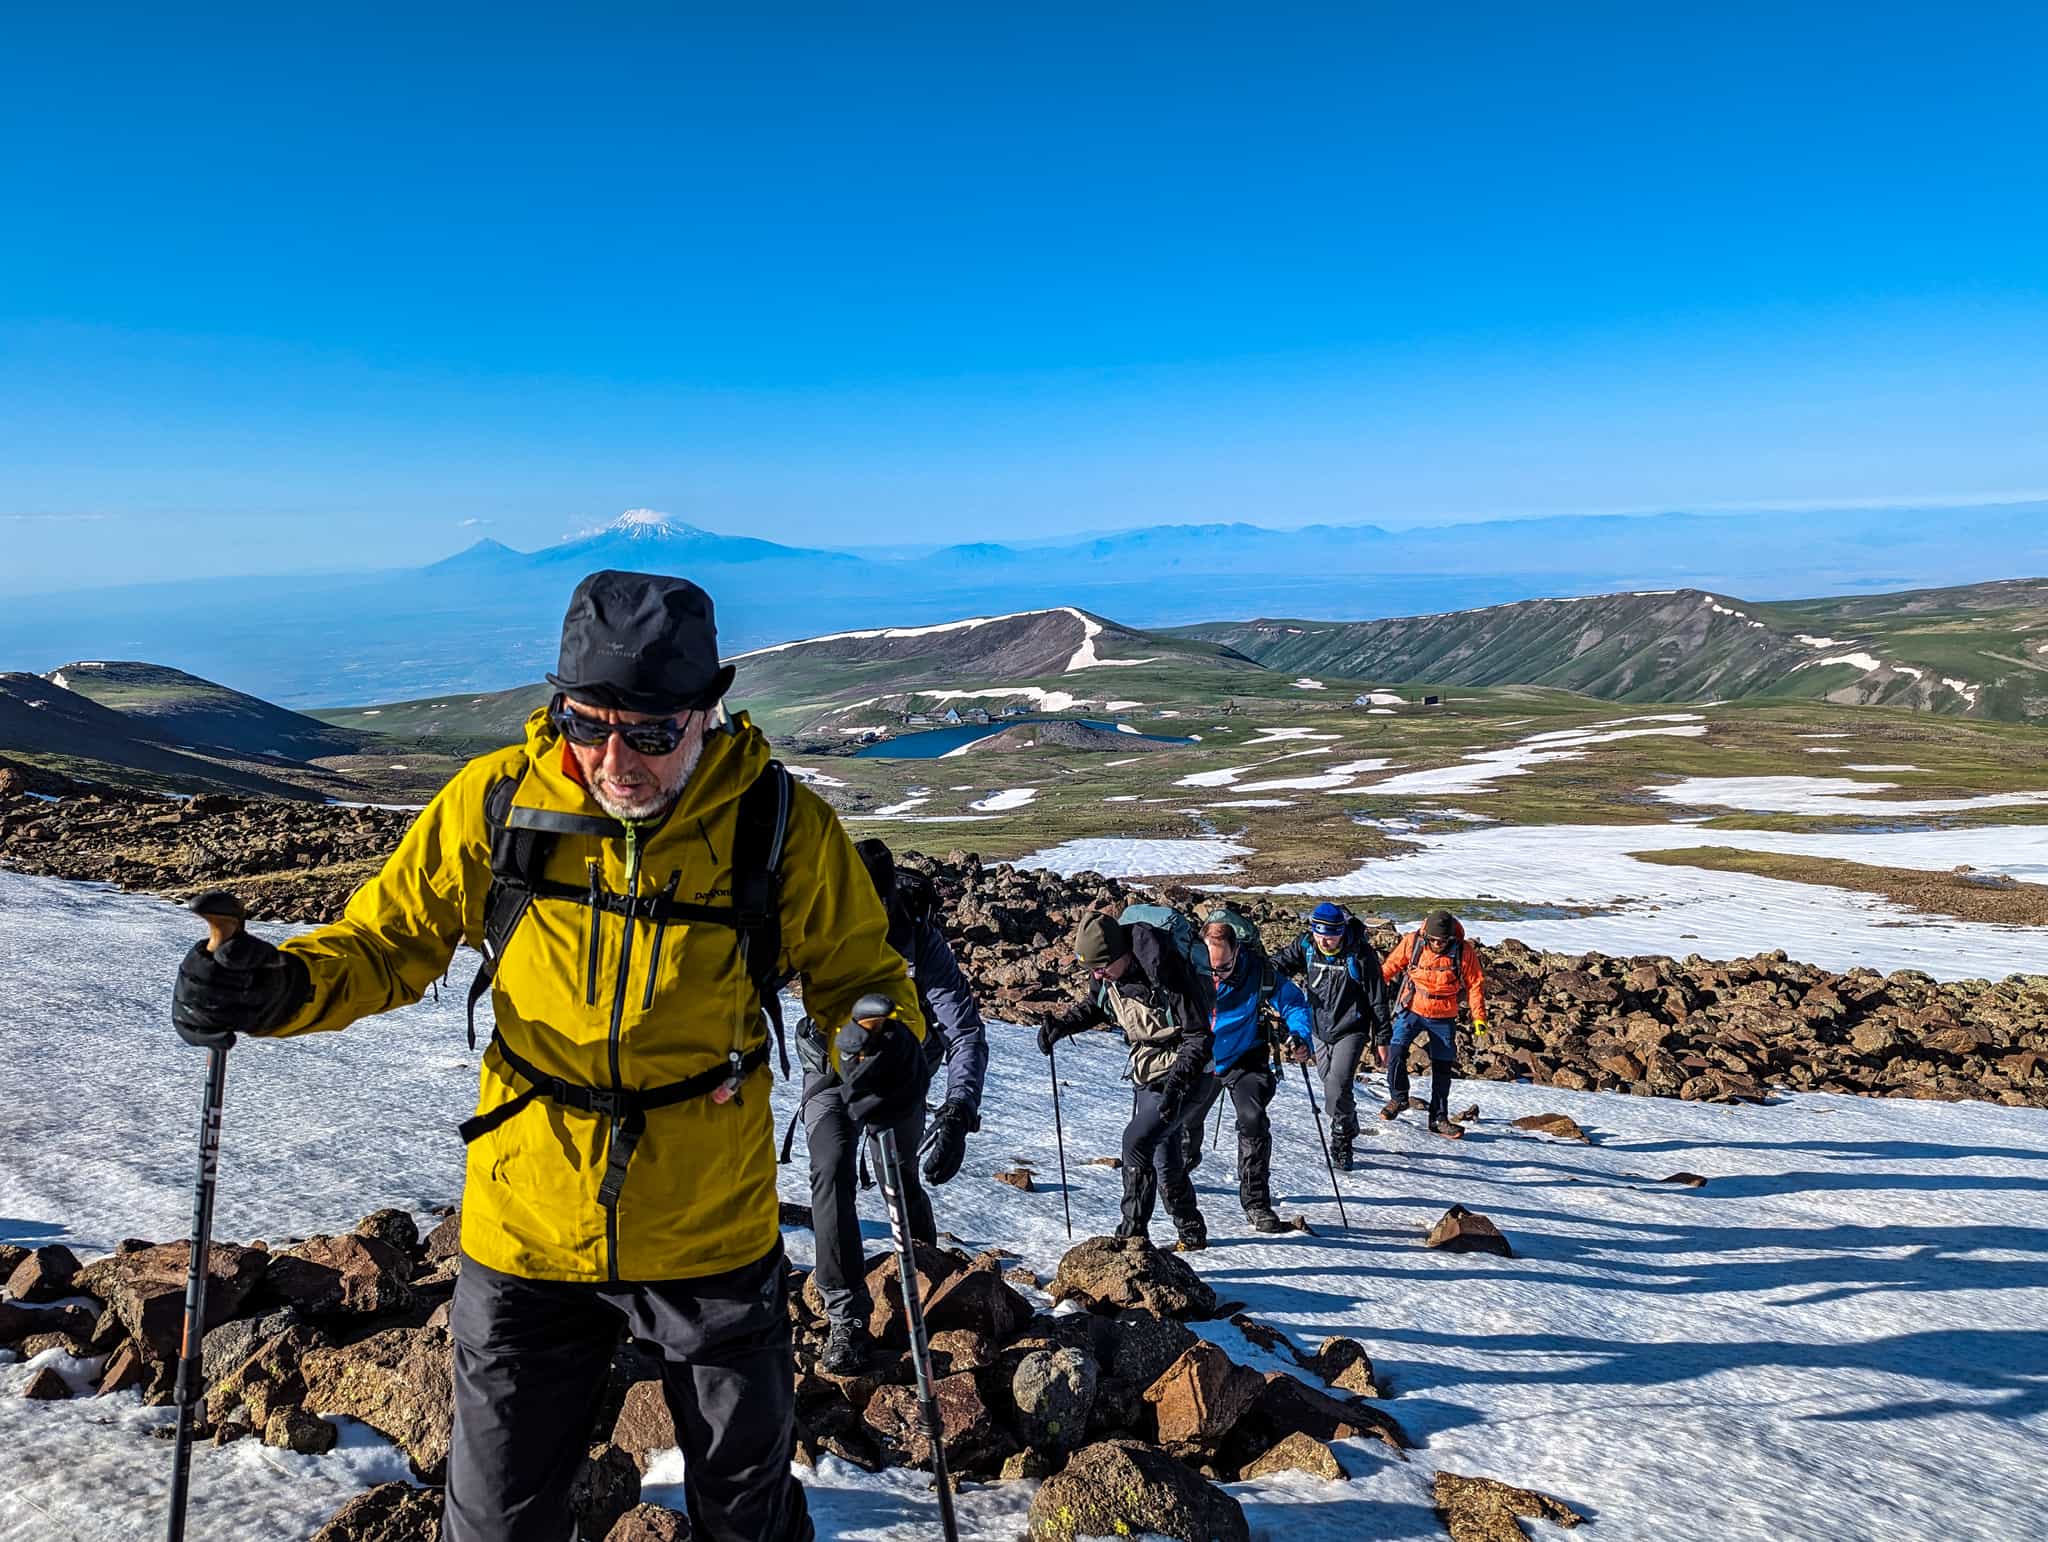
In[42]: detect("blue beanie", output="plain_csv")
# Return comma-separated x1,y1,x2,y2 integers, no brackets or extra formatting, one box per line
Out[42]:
1308,901,1349,935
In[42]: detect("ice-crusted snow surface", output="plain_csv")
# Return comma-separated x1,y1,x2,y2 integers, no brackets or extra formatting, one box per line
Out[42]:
2,875,2046,1541
1652,777,2048,817
1015,836,1256,878
1258,822,2048,978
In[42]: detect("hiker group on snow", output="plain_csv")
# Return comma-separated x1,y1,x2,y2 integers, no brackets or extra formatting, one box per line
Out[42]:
169,569,1489,1542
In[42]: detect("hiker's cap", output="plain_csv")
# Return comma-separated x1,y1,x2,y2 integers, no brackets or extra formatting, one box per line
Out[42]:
547,570,735,715
1309,901,1348,936
1073,911,1126,967
1422,909,1456,940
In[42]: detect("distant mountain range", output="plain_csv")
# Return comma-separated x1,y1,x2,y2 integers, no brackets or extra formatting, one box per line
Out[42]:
5,504,2047,707
1184,579,2048,721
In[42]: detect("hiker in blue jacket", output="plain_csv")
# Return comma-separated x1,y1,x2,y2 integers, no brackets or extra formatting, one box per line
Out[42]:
1279,901,1392,1171
1181,908,1315,1235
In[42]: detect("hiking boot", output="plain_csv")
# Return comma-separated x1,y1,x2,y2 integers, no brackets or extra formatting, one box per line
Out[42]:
1174,1229,1208,1253
1331,1137,1354,1172
820,1318,871,1374
1428,1117,1466,1141
1379,1097,1405,1121
1245,1206,1291,1235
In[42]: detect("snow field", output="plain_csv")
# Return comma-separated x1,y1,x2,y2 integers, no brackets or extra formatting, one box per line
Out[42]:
3,875,2048,1539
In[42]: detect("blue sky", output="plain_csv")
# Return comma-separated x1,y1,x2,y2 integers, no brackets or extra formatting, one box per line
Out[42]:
4,2,2046,592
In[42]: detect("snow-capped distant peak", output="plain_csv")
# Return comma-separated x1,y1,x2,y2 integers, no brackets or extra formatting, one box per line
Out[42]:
567,509,709,541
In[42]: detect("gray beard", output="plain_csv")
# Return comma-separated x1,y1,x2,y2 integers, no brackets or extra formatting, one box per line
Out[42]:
589,735,705,822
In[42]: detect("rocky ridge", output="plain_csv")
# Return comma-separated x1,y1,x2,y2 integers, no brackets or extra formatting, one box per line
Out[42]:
2,782,2044,1107
3,1214,1524,1542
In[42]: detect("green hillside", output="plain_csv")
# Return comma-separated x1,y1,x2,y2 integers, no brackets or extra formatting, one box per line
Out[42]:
1183,578,2048,723
49,660,376,760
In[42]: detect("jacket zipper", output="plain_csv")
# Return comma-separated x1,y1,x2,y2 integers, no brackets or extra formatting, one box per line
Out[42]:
602,820,645,1282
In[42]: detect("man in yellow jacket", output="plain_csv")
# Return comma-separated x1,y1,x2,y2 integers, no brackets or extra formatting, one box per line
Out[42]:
171,570,926,1542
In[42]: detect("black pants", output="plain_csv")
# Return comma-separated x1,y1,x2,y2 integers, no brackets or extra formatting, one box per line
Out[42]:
446,1248,811,1542
1182,1059,1278,1214
801,1072,933,1327
1119,1083,1204,1242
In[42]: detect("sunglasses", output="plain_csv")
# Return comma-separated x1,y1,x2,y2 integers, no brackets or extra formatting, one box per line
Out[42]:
549,695,693,757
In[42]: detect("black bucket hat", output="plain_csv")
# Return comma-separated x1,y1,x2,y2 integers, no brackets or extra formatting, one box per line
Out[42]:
1422,909,1456,940
547,570,736,715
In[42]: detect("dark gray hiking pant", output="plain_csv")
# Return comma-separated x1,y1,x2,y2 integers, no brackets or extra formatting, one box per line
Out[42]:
801,1072,932,1327
1119,1083,1205,1242
1314,1031,1371,1146
1182,1061,1278,1215
446,1248,811,1542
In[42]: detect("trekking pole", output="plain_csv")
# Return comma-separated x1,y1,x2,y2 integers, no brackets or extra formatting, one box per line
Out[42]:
846,995,960,1542
875,1127,961,1542
167,891,245,1542
1047,1039,1072,1241
1296,1056,1349,1228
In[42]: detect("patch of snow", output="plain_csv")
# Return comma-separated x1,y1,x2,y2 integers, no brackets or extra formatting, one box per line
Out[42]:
1203,798,1297,808
1651,777,2048,817
786,766,848,789
1811,652,1884,672
1361,691,1405,706
867,795,931,817
1062,610,1157,672
1015,837,1255,878
360,709,381,716
1243,728,1343,746
1799,733,1854,739
1804,747,1848,755
1292,677,1326,690
1893,665,1925,680
1257,819,2048,977
968,788,1037,813
1368,707,1396,714
1102,757,1144,768
924,686,1086,713
733,608,1063,660
1944,677,1982,708
1846,764,1920,773
1104,700,1143,712
1103,795,1140,802
1795,634,1846,648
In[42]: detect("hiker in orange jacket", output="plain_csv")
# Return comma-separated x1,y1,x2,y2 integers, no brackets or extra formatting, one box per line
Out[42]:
1378,909,1487,1138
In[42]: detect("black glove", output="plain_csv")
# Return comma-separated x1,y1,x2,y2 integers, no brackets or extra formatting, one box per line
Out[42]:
173,932,310,1048
919,1098,978,1186
836,1000,927,1129
1157,1076,1191,1127
1035,1019,1067,1057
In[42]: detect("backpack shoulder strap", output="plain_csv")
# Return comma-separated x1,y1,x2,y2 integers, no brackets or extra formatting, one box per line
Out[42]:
732,760,796,1076
466,766,552,1050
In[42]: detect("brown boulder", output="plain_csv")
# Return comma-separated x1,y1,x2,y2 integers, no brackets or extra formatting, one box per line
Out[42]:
1143,1341,1265,1448
310,1483,444,1542
865,1371,1013,1474
1433,1470,1584,1541
420,1212,464,1265
1511,1113,1590,1142
610,1379,678,1470
604,1505,690,1542
1027,1439,1248,1542
1425,1206,1514,1258
300,1326,455,1482
264,1404,339,1454
267,1234,417,1319
1240,1430,1345,1481
73,1242,268,1361
1307,1336,1381,1398
863,1242,963,1347
1051,1235,1218,1319
6,1244,82,1303
354,1208,422,1257
922,1265,1032,1343
21,1366,70,1400
570,1443,642,1542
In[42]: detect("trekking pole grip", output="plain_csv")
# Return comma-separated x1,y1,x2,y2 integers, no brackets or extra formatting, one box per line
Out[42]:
190,890,248,953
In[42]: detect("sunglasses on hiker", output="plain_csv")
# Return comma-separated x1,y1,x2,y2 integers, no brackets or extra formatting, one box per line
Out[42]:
548,694,694,757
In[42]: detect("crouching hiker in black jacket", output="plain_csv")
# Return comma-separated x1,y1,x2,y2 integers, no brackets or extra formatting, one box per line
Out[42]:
796,840,990,1372
1039,911,1214,1251
1280,901,1392,1170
